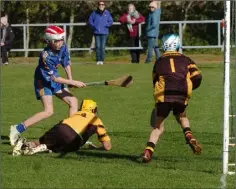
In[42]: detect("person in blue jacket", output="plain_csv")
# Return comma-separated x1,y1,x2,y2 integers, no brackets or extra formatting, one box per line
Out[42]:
9,25,86,146
145,1,161,63
88,1,113,65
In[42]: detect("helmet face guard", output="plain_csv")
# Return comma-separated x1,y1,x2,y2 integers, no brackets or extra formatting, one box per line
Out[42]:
79,100,97,113
44,25,65,44
162,34,180,52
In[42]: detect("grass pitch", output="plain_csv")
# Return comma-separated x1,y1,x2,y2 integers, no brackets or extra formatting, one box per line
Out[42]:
0,62,235,188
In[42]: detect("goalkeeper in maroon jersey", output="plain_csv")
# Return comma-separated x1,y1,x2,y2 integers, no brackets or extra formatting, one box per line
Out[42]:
142,34,202,163
12,99,111,156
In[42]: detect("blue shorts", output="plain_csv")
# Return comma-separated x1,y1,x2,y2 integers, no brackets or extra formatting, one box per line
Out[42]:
34,80,67,100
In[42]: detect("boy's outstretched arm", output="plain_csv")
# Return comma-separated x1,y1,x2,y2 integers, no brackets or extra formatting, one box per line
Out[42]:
52,76,86,88
87,140,111,151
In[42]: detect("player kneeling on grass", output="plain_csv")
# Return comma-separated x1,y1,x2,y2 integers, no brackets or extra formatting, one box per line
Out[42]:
142,33,202,163
12,100,111,156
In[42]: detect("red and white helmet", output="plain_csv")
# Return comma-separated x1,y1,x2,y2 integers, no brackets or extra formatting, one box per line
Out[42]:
44,25,65,43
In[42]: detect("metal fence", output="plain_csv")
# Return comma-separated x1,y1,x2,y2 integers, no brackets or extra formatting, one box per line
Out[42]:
11,20,223,57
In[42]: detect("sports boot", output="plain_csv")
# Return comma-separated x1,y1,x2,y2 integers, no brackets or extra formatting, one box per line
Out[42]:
186,134,202,155
9,125,21,146
142,149,153,163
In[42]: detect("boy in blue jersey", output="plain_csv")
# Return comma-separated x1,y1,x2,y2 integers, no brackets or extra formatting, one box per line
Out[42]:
9,25,86,146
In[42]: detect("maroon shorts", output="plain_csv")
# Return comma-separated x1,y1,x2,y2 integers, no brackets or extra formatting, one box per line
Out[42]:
156,102,187,118
39,123,82,153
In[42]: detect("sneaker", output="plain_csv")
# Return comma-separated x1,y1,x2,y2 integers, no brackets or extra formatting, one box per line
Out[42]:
3,62,8,65
141,149,153,163
9,125,21,146
96,61,101,65
100,61,103,65
188,138,202,155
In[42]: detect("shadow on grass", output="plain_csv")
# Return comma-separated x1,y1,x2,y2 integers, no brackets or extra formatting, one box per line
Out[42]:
1,135,9,140
0,135,40,146
56,150,142,164
1,135,10,145
54,150,220,174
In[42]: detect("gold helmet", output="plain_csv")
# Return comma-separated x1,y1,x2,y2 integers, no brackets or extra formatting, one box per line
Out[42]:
80,99,97,113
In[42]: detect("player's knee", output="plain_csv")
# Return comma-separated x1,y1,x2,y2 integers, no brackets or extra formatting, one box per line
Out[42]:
44,110,54,118
175,115,189,126
68,97,78,107
153,125,164,135
175,113,186,122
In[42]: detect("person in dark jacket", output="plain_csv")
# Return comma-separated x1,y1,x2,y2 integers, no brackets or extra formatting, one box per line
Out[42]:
141,34,202,163
119,4,145,63
1,15,14,65
88,1,113,65
145,1,161,63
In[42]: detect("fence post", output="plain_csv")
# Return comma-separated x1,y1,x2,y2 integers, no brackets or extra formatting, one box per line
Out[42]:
63,24,67,43
139,23,142,47
218,21,221,47
179,22,183,54
23,25,27,57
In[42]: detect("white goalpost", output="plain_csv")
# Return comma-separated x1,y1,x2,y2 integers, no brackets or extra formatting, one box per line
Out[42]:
223,0,231,176
222,0,236,183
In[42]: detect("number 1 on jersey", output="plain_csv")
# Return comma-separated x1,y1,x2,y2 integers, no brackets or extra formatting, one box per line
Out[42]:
170,58,176,73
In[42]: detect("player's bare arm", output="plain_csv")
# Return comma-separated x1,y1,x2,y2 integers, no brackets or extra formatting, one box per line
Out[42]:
87,140,111,151
52,76,86,88
64,64,73,80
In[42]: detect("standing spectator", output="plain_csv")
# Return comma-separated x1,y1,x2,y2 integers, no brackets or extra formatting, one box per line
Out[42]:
1,15,14,65
141,34,202,163
88,1,113,65
119,4,145,64
145,1,161,63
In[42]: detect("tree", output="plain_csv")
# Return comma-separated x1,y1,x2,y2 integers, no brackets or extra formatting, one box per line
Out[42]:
4,1,225,57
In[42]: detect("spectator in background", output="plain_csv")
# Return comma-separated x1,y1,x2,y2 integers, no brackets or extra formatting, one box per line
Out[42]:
145,1,161,63
1,14,14,65
119,4,145,64
88,1,113,65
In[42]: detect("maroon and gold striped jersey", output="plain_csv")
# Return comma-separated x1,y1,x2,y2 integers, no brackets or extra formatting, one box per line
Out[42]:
62,111,110,145
152,51,202,105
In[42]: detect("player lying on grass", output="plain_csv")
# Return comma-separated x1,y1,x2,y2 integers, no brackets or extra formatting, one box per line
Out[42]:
142,33,202,163
12,99,111,156
9,25,86,146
